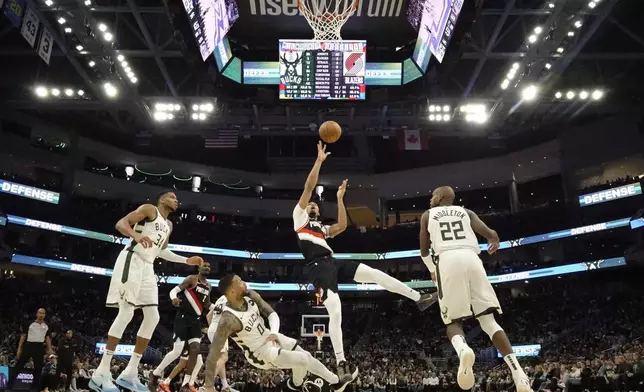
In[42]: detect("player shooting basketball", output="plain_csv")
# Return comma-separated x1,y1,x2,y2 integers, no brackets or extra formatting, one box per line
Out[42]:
292,141,436,378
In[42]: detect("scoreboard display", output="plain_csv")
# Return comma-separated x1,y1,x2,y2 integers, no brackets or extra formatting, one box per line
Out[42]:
279,40,366,100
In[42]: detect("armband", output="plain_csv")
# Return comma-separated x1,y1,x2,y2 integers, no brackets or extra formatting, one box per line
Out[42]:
170,286,182,300
421,255,436,273
267,312,280,334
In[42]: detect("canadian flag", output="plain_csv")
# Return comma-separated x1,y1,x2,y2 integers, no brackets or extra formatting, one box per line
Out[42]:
397,129,428,150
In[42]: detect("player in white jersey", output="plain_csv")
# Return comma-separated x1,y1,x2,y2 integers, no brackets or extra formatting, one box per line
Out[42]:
201,274,355,392
419,186,531,392
90,191,204,392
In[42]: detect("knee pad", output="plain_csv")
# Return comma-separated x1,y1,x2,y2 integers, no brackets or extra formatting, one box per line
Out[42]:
323,290,342,319
477,313,503,339
137,306,160,339
107,302,136,338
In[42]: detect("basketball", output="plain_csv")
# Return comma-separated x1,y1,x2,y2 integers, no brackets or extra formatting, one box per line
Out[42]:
319,121,342,143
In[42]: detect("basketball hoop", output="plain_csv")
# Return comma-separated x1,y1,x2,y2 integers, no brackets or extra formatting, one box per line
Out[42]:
297,0,358,40
314,329,325,351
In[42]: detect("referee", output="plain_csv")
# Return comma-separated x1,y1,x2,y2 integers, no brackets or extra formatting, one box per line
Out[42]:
8,308,53,391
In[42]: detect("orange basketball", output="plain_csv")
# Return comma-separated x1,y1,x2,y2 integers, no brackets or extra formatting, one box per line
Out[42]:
319,121,342,144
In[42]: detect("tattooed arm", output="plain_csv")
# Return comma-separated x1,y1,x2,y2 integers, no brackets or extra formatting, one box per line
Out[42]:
204,312,242,387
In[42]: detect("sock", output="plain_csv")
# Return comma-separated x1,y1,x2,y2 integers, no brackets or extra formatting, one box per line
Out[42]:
123,352,142,376
504,353,526,378
190,355,203,386
182,375,190,386
306,356,339,385
354,264,421,301
96,349,114,375
451,335,469,357
221,379,229,389
163,378,172,385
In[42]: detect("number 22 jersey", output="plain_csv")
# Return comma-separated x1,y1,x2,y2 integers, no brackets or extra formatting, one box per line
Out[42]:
427,205,480,256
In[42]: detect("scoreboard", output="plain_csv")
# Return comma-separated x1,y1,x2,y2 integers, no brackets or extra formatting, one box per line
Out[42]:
278,40,366,100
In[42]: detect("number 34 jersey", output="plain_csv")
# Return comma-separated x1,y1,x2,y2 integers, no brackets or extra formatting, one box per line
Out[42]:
427,205,480,256
123,206,171,264
224,296,271,354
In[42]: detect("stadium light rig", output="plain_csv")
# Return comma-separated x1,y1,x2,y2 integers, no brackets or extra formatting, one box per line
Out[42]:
103,82,118,98
34,85,88,99
153,103,182,122
115,53,138,84
428,105,451,122
553,89,604,101
191,103,215,122
521,85,539,102
460,104,489,124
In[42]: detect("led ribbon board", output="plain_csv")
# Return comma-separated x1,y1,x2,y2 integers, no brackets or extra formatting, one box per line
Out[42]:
0,180,60,204
95,343,135,356
11,254,626,291
5,215,633,260
578,182,642,206
497,344,541,358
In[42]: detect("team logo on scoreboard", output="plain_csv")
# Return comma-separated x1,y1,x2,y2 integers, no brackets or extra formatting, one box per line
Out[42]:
279,51,303,84
343,53,365,77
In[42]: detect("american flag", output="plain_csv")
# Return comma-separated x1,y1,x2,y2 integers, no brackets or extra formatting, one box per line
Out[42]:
204,130,239,149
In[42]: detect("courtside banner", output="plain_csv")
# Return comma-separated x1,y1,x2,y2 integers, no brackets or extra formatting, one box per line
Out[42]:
0,180,60,204
497,344,541,358
578,182,641,207
95,343,134,356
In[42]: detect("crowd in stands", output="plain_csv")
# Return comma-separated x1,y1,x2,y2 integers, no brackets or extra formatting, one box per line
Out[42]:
0,267,643,392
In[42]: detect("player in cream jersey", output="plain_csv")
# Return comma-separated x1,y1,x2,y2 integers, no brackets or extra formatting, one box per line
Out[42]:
202,274,355,392
91,192,203,392
419,186,531,392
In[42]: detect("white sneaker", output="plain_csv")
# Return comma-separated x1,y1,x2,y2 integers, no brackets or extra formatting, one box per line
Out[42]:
456,347,476,390
89,371,119,392
514,376,532,392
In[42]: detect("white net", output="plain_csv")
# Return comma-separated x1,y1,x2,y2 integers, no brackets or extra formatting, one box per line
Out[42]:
297,0,358,40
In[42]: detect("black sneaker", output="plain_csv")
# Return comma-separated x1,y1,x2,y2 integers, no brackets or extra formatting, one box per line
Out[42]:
148,372,160,392
331,372,354,392
416,292,438,311
285,378,302,392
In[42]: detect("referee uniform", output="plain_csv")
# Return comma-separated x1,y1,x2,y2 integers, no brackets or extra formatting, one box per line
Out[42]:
9,310,51,391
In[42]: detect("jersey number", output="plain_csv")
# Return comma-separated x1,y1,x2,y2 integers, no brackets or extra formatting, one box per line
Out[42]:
214,304,223,315
153,234,163,247
439,221,466,241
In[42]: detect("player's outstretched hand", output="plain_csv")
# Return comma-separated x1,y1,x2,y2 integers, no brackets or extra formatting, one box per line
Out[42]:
316,141,331,162
336,179,348,199
187,256,204,266
134,234,154,249
488,242,500,254
264,333,278,345
172,298,181,307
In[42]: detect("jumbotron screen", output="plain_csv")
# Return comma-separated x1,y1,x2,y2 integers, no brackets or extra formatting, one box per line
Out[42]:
278,40,366,100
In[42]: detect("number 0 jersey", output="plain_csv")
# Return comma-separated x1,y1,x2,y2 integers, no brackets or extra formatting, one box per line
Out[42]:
122,206,171,263
427,206,480,256
224,296,271,355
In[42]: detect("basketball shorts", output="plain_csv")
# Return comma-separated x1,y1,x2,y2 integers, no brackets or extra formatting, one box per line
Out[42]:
307,256,359,300
106,250,158,308
435,248,502,325
174,312,203,344
244,333,299,370
206,322,229,353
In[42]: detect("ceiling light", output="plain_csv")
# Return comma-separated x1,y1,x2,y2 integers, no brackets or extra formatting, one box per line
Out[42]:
442,105,450,112
35,86,48,98
548,2,554,8
429,114,435,121
103,82,118,98
192,104,199,111
51,88,60,96
117,54,124,62
98,23,107,32
64,88,74,96
528,35,537,43
534,26,543,34
88,60,95,67
591,89,604,100
64,27,72,33
191,113,199,120
167,114,174,120
124,66,131,73
429,105,436,112
579,91,589,99
174,104,181,111
199,113,207,120
45,0,54,5
76,45,83,51
130,77,138,84
501,79,510,90
568,31,575,37
443,114,451,122
121,61,128,67
566,91,575,100
103,32,113,42
588,1,596,8
512,62,520,70
555,91,562,99
545,63,552,69
155,103,166,111
77,90,85,96
574,20,583,28
556,47,564,53
126,71,134,78
154,112,168,122
85,0,91,4
57,17,66,24
204,103,214,112
521,84,538,101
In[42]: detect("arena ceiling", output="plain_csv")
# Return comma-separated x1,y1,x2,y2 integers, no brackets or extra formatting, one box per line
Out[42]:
0,0,643,153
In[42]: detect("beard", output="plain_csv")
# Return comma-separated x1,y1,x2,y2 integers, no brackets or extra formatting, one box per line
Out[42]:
309,211,319,220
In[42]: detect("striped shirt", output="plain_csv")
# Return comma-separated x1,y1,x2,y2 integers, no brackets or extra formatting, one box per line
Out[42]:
292,205,333,262
23,320,50,343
